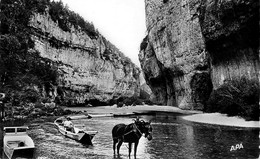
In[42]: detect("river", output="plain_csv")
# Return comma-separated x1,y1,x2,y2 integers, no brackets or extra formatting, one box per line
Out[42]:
0,112,259,159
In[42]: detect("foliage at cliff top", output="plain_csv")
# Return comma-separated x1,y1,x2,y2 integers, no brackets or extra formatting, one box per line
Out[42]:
47,0,98,38
0,0,98,36
34,0,137,70
206,77,259,121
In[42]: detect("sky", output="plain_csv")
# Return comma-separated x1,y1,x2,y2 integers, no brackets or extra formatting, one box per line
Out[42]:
59,0,147,67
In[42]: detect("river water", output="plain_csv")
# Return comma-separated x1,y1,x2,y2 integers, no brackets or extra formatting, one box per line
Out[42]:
1,113,259,159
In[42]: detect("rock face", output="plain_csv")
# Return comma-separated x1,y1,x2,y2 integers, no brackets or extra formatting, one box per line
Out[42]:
139,0,258,110
30,13,140,105
140,0,211,109
139,72,154,100
199,0,259,88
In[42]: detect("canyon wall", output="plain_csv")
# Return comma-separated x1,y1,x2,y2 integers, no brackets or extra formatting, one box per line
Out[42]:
139,0,258,110
30,13,140,105
199,0,259,88
139,0,211,109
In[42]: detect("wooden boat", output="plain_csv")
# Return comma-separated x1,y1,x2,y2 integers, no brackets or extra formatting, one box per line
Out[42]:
68,114,92,120
3,126,35,159
54,117,98,145
88,113,114,118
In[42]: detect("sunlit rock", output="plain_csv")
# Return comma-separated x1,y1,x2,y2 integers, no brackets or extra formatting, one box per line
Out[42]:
140,0,209,109
29,13,140,106
139,0,258,110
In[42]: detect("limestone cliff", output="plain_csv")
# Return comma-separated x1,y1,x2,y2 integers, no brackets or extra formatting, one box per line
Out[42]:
140,0,211,109
199,0,259,88
29,13,140,105
139,0,258,110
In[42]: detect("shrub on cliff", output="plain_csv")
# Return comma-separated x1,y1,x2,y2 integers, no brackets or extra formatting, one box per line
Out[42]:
0,0,59,106
206,77,259,121
49,0,97,38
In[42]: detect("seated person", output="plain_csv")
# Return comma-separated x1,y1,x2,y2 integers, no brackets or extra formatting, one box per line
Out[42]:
18,141,25,147
63,117,74,133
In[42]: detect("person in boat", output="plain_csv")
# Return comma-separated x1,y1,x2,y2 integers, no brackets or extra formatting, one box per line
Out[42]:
18,141,25,147
63,117,75,133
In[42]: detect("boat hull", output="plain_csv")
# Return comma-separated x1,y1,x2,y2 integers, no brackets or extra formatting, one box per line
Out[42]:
3,127,35,159
54,118,97,145
4,147,35,159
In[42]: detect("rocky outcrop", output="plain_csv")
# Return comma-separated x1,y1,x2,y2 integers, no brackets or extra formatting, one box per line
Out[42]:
139,0,258,110
139,72,154,101
199,0,259,88
29,13,140,105
139,0,211,109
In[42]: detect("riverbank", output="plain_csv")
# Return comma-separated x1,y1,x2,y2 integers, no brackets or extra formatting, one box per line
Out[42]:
64,105,259,128
182,113,260,128
1,102,80,122
63,105,202,116
25,109,258,159
2,105,258,158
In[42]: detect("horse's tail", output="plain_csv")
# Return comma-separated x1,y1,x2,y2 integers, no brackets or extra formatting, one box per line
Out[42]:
112,123,126,142
112,125,118,144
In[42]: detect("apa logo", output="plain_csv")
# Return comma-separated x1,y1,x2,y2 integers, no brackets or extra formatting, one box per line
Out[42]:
230,143,243,151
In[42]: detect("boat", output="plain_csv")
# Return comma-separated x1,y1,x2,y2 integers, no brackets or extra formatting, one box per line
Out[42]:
88,113,114,118
68,114,92,120
3,126,35,159
54,117,98,145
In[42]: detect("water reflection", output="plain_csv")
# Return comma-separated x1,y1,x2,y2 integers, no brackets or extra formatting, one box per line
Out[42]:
0,114,258,159
145,114,259,159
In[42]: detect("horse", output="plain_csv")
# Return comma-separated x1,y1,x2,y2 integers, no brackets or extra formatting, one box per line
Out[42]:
112,118,153,159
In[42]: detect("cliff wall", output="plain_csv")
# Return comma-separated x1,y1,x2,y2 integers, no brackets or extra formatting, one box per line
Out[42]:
30,13,140,105
139,0,258,110
199,0,259,88
140,0,211,109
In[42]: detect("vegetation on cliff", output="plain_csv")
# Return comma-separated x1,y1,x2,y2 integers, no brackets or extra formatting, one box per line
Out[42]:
206,77,259,121
0,0,59,105
48,0,98,38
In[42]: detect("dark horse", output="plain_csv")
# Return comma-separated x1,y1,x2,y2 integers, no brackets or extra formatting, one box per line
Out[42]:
112,118,153,158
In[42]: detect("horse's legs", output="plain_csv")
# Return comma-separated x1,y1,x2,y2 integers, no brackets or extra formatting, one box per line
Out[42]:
128,142,132,158
117,139,123,155
113,139,118,154
134,141,139,159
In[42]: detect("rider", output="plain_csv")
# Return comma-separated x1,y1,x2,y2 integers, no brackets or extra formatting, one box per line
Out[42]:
63,117,74,133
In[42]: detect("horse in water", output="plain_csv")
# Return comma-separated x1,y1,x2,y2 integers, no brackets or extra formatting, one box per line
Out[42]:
112,118,153,158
